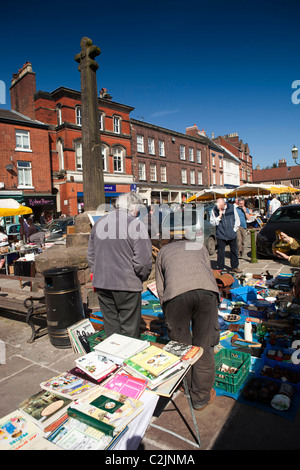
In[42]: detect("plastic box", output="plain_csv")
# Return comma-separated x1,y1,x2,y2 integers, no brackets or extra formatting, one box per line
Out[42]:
214,348,251,394
230,286,257,303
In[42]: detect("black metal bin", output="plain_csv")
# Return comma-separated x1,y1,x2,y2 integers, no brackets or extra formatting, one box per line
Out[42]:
43,266,84,348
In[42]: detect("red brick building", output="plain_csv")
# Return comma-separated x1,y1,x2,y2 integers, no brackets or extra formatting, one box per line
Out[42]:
8,62,135,217
253,158,300,188
0,106,53,221
130,120,209,204
213,133,253,184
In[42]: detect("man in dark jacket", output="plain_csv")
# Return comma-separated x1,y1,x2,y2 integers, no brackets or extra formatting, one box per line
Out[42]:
87,193,153,338
210,198,241,273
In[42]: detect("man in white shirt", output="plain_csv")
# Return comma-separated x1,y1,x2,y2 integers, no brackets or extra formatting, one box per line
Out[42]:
269,194,281,216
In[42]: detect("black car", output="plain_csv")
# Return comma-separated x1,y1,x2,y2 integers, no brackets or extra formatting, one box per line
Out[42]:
256,204,300,257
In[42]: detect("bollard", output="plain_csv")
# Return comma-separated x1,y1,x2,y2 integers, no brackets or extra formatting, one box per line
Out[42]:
250,229,258,263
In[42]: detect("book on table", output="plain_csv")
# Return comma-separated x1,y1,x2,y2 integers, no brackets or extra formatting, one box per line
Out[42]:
18,390,72,431
46,415,128,450
75,350,118,381
67,319,96,354
0,410,42,450
125,345,180,377
102,370,147,400
68,366,113,385
67,385,144,437
123,360,187,389
162,341,204,365
93,333,150,364
40,371,98,400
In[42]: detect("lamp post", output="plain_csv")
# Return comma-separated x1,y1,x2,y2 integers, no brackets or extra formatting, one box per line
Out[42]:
292,145,300,165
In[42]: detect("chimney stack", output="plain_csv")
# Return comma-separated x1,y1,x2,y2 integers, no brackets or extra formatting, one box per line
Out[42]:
278,158,287,168
10,62,36,120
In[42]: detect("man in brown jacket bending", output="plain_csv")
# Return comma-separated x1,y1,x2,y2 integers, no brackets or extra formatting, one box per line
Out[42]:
155,237,220,411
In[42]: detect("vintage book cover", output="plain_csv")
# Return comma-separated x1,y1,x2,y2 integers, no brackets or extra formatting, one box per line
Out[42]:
0,411,42,450
127,345,180,377
67,386,144,437
67,319,96,354
40,371,98,400
18,390,72,431
103,371,147,400
68,366,114,385
162,341,204,365
46,416,128,450
75,351,118,380
94,333,149,364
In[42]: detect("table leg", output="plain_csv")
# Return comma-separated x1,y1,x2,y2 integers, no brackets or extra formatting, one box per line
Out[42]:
182,377,201,448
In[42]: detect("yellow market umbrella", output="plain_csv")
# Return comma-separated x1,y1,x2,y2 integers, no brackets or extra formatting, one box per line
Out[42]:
0,199,33,217
225,183,273,198
269,185,300,194
186,188,230,202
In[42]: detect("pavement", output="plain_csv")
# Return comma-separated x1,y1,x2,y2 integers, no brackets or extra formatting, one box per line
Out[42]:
1,233,300,451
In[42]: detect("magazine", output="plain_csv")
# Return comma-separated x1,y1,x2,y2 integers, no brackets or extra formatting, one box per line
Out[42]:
103,371,147,399
0,411,42,450
67,319,96,354
162,341,204,365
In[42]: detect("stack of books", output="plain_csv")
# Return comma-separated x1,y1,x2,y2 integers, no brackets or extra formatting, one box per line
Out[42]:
67,386,144,437
75,351,118,382
123,344,187,390
93,333,150,364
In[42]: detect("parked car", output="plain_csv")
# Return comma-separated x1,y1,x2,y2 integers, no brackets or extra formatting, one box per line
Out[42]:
160,203,217,255
5,223,42,242
256,204,300,257
42,217,76,241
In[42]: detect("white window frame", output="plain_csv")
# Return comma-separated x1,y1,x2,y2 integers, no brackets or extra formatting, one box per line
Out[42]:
189,147,194,162
160,165,167,183
99,113,105,131
181,168,187,184
56,139,64,170
56,107,62,126
15,130,31,151
137,134,144,153
158,140,165,157
197,149,202,164
148,138,155,155
76,106,82,126
190,169,195,185
138,162,146,181
113,147,124,173
113,116,121,134
180,145,186,160
75,141,82,171
198,170,203,185
150,163,157,181
101,145,108,172
17,161,33,188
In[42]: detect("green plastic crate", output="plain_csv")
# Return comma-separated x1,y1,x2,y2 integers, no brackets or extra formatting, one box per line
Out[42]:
87,330,106,351
214,348,251,394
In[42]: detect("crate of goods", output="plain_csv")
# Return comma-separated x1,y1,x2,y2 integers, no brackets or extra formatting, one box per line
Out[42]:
230,286,257,303
214,348,251,393
257,347,300,391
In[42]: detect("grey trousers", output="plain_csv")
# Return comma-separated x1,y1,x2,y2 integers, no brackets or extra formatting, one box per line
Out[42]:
96,289,141,338
163,289,220,408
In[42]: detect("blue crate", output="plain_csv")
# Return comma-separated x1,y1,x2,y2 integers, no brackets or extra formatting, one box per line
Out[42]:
230,286,257,303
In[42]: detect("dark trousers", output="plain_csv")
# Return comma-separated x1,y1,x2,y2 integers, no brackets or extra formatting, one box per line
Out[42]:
217,236,239,270
163,289,219,408
96,289,141,338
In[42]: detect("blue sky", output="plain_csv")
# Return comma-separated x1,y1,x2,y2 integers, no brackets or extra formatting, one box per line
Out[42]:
1,0,300,169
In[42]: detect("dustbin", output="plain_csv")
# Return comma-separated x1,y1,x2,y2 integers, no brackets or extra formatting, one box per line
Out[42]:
43,266,84,349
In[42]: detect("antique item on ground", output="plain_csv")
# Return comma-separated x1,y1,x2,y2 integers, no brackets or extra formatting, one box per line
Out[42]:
272,230,290,255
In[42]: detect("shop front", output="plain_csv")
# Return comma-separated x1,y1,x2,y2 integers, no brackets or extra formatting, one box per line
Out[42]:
23,195,57,224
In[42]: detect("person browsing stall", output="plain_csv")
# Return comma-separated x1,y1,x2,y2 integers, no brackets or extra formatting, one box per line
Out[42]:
155,235,220,411
87,193,153,339
210,198,241,273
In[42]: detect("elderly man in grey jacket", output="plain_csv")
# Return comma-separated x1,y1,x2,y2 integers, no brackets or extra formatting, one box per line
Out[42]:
87,193,152,338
